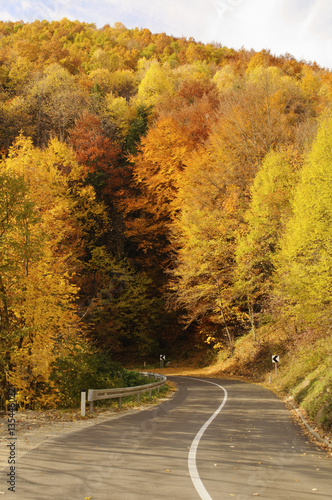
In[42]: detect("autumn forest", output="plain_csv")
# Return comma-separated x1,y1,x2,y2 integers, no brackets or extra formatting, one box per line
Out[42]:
0,18,331,428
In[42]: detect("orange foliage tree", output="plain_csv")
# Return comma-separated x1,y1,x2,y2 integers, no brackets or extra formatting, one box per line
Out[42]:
69,111,123,193
156,77,220,146
123,116,190,266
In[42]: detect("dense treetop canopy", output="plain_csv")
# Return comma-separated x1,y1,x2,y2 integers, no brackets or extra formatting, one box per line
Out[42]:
0,19,331,412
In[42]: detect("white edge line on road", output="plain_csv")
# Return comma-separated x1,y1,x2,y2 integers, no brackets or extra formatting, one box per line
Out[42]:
186,377,228,500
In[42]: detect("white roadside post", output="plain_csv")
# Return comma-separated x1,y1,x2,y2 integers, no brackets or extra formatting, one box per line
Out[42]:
81,389,86,417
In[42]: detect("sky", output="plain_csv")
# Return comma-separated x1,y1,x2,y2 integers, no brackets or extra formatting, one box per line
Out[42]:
1,0,331,69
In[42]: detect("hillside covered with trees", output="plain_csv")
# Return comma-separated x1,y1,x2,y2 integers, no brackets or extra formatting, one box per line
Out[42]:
0,18,331,430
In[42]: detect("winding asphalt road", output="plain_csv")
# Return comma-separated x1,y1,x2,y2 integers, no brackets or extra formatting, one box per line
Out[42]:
1,376,332,499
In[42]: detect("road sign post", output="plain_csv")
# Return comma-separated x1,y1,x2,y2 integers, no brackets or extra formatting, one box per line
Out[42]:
272,355,279,377
160,354,166,368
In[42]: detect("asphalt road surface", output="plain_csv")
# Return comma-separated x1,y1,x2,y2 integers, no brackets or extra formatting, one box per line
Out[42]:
1,376,332,499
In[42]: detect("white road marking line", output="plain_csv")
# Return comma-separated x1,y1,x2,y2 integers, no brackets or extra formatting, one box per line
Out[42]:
186,377,228,500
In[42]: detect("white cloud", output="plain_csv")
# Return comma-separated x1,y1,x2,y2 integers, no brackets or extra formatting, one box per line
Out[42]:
2,0,331,68
0,10,13,21
201,0,332,67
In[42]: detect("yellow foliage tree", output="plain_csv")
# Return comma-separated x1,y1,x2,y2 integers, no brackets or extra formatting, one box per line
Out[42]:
168,147,242,349
275,114,332,326
234,148,300,337
136,60,175,107
0,135,99,407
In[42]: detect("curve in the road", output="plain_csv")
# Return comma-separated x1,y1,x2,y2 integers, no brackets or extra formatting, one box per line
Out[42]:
187,377,228,500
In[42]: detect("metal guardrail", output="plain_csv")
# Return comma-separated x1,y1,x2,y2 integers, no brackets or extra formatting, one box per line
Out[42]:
81,372,167,416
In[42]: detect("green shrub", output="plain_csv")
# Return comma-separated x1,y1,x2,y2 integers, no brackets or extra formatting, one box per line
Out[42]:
51,349,124,407
121,370,155,387
50,345,158,408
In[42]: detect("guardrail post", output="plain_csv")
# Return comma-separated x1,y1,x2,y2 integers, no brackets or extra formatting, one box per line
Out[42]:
119,397,122,409
88,389,94,414
81,389,86,417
